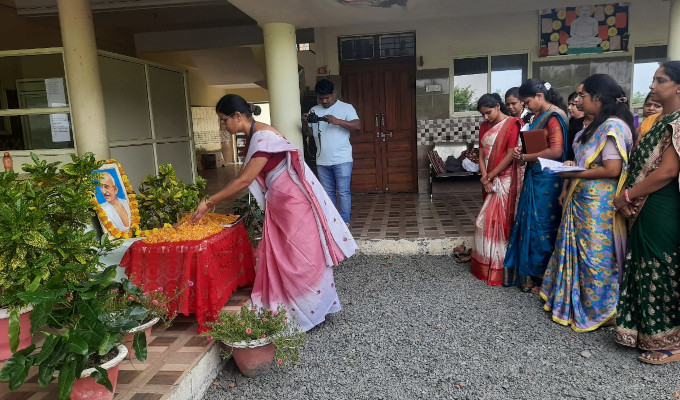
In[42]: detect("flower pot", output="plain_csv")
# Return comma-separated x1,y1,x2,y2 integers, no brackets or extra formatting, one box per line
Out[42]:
122,317,159,360
0,305,33,361
227,337,275,378
70,344,128,400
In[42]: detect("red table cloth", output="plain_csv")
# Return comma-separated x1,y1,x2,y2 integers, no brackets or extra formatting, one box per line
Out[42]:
120,221,256,332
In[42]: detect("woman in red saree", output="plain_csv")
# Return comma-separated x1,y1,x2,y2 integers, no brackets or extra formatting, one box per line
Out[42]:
471,93,523,285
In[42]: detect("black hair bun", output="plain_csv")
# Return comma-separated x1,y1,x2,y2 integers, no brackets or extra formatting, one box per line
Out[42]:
250,104,262,116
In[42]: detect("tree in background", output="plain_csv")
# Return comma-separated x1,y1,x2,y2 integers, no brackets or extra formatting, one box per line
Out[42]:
454,85,476,112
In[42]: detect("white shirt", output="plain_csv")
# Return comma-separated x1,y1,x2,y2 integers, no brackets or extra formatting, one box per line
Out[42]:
308,100,359,166
100,198,131,231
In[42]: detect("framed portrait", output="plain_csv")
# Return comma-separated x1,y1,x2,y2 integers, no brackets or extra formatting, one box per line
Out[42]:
539,4,629,57
91,159,140,239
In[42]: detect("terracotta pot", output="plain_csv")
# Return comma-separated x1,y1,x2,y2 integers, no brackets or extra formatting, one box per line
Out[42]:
70,344,128,400
227,337,275,377
122,317,159,360
0,305,33,361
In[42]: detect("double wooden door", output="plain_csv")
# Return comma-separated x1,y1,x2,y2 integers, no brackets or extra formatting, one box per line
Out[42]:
341,61,417,192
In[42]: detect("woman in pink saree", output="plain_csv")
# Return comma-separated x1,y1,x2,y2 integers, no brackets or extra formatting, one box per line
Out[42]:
470,93,523,285
192,94,358,332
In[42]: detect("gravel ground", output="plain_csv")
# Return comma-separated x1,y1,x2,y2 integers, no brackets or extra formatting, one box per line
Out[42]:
203,255,680,400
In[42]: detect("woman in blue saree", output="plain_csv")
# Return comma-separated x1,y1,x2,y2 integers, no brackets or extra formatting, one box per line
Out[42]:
540,74,634,331
503,78,569,292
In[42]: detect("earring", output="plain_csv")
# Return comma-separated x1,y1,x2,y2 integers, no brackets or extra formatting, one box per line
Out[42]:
677,89,680,94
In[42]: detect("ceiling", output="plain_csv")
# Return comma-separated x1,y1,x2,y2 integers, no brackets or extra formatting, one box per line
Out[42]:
227,0,649,28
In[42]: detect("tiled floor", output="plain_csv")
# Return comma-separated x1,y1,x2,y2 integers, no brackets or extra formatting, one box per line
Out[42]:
200,164,482,240
0,287,252,400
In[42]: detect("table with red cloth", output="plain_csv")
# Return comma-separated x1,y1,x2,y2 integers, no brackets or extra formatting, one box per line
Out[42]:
120,221,255,333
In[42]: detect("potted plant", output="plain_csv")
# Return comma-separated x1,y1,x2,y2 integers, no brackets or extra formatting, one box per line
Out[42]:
201,304,306,377
136,163,206,230
0,265,146,400
232,193,264,244
102,278,193,360
0,153,116,360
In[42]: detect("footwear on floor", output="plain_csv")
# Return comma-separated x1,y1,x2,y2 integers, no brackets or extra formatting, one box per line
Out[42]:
638,350,680,365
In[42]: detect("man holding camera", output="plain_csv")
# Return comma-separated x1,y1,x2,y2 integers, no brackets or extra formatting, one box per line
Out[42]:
302,79,361,226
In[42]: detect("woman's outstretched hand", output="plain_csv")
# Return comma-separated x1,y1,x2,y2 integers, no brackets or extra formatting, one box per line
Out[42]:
190,199,213,224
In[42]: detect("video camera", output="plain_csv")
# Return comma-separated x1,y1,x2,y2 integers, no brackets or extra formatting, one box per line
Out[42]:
306,110,328,123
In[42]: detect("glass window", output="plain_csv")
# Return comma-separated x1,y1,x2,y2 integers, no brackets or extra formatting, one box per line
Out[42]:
453,57,487,112
379,33,414,58
633,45,667,104
0,52,72,150
490,54,528,97
453,53,528,113
339,36,374,61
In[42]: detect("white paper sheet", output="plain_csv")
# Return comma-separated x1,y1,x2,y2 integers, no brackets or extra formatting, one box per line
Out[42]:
538,157,586,174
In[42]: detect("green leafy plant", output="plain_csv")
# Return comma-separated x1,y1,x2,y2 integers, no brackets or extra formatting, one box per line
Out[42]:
103,278,193,328
137,164,206,229
0,265,146,400
0,152,118,351
202,304,306,366
232,193,264,242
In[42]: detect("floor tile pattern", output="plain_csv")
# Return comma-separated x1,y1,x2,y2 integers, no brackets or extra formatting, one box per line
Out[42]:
201,165,482,240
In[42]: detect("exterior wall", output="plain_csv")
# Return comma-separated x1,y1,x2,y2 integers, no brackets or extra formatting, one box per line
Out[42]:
310,1,670,193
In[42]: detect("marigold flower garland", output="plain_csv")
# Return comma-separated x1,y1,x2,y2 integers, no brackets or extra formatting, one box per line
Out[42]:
90,159,141,239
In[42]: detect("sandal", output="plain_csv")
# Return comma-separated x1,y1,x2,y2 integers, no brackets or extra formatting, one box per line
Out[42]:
638,350,680,365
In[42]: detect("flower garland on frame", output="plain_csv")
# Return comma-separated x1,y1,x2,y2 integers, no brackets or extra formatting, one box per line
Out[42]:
90,159,141,239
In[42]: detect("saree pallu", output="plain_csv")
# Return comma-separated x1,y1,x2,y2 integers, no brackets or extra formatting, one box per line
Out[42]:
503,109,569,290
471,118,523,285
616,111,680,350
541,118,632,332
615,183,680,349
246,130,358,332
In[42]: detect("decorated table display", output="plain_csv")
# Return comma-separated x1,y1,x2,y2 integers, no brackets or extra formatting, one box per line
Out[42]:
120,215,255,333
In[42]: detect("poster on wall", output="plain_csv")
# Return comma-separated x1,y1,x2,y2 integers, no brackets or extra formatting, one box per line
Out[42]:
539,4,629,57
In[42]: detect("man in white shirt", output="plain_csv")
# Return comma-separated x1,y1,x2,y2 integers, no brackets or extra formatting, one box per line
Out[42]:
303,79,361,226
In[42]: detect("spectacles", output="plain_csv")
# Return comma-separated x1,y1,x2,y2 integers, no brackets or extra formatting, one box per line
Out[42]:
577,92,588,99
219,114,235,125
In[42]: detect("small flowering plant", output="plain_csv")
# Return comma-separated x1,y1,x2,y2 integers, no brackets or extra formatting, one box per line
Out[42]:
102,278,194,328
202,304,306,366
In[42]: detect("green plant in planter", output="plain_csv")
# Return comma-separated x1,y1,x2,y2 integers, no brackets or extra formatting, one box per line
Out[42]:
137,163,207,229
201,304,306,366
232,193,264,243
101,277,193,359
0,153,118,352
0,265,149,400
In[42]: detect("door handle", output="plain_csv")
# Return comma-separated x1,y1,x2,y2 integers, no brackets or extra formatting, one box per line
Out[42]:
381,132,393,142
375,114,381,138
381,114,386,129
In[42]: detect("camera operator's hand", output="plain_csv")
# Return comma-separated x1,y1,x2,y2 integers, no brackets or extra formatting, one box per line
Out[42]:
324,115,339,125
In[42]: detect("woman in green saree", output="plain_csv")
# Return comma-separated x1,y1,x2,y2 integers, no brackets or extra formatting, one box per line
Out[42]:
614,61,680,364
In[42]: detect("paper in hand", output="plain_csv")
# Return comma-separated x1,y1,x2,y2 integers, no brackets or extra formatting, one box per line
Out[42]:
537,157,586,174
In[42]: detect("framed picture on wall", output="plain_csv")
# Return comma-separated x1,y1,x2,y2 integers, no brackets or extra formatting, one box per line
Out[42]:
92,160,140,239
539,4,629,57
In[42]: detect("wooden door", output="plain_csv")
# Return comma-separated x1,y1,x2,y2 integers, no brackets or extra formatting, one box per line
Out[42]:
341,62,417,192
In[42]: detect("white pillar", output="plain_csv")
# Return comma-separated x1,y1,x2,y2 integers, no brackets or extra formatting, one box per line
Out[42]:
57,0,110,159
262,23,303,150
669,0,680,60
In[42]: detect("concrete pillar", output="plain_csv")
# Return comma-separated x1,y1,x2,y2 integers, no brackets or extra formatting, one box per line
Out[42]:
262,23,303,150
669,0,680,60
57,0,110,159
